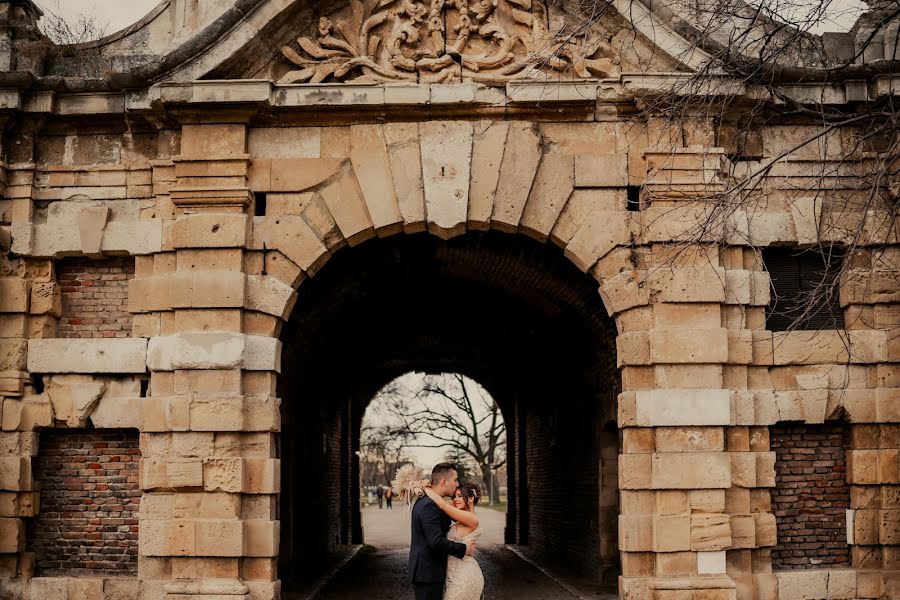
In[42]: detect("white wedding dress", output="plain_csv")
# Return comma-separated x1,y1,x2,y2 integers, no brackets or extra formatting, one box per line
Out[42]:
444,523,484,600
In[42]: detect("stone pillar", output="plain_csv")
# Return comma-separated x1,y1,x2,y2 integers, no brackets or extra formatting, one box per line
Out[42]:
0,116,61,597
132,123,282,600
609,144,778,600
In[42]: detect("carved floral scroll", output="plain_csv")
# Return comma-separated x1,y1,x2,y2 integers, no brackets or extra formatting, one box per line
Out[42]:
279,0,619,84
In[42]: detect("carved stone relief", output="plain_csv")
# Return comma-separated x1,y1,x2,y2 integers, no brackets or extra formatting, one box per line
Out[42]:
279,0,619,84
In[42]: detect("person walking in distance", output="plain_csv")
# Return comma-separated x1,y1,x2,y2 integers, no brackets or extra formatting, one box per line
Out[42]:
385,486,394,509
376,484,384,509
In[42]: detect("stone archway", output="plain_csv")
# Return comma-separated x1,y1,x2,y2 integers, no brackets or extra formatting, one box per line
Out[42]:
274,231,621,590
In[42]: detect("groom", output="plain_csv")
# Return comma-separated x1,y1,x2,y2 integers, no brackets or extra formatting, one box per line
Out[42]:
408,462,475,600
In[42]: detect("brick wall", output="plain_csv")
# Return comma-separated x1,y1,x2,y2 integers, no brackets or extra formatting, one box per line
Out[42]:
770,423,851,570
30,429,141,576
57,257,134,338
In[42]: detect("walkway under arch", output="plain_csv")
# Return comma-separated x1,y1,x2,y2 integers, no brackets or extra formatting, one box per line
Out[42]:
276,231,620,592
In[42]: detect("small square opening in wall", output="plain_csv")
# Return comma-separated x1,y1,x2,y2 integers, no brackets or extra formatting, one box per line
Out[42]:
255,192,268,217
626,186,641,211
763,246,845,331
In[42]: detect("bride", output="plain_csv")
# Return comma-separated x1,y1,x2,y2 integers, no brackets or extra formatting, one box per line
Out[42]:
423,481,485,600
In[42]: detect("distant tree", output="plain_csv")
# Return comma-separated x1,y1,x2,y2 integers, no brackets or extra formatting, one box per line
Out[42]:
37,1,109,45
359,418,414,489
377,374,507,505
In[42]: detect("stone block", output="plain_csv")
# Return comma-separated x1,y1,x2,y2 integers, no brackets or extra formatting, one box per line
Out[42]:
635,389,731,427
140,519,197,556
466,121,508,230
653,516,691,551
28,577,68,600
182,124,246,157
689,490,726,513
776,570,828,600
420,121,473,239
730,452,756,488
623,428,655,454
880,509,900,544
574,154,628,187
655,365,723,390
648,267,727,303
564,211,632,272
619,515,654,551
491,122,542,232
195,520,244,556
826,569,856,600
203,458,245,493
729,515,756,548
0,339,27,371
0,517,23,552
350,125,403,235
649,328,729,364
848,450,879,485
245,275,296,320
28,339,147,373
657,490,689,515
754,512,777,546
384,122,426,233
619,453,652,490
519,153,574,242
617,332,651,367
655,427,724,453
655,551,696,577
173,214,249,249
601,271,649,316
691,513,732,551
651,453,731,489
696,551,726,575
29,282,61,317
243,520,279,557
68,578,103,599
319,169,375,246
772,331,848,365
261,215,330,275
46,380,105,428
244,458,280,494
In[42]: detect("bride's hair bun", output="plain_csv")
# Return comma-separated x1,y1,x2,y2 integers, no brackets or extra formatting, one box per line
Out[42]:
462,482,481,506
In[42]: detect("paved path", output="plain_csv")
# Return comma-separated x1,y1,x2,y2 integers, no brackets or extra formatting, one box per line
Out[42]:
313,506,615,600
361,503,506,548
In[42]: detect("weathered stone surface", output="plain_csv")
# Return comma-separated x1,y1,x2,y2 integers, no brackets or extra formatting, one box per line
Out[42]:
519,153,575,241
634,390,731,426
651,453,731,489
260,215,330,275
420,121,473,239
173,213,249,249
491,122,542,232
77,205,109,256
28,339,147,373
319,168,375,246
384,122,426,233
775,570,828,600
467,121,509,230
565,211,632,272
350,125,403,235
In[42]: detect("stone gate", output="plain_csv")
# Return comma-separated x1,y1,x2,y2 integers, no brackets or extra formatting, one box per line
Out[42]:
0,1,898,599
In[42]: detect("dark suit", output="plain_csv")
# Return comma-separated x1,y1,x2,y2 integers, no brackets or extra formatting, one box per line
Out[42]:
409,495,467,600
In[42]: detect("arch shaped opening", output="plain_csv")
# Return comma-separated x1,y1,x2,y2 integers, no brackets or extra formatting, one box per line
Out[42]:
358,372,508,547
277,231,620,591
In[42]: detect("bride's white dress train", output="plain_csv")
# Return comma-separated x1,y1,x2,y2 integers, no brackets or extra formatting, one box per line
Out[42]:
444,523,484,600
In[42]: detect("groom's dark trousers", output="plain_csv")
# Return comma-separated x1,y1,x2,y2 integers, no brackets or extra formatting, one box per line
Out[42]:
409,496,467,600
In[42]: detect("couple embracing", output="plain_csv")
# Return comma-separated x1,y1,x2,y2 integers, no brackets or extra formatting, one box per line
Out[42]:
408,462,484,600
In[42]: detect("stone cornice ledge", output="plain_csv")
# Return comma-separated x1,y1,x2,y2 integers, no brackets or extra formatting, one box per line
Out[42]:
3,76,892,120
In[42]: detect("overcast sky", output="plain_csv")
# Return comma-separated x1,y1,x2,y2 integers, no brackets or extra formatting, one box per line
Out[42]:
36,0,869,39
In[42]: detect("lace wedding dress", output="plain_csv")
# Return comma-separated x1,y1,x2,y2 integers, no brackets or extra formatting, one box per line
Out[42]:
444,523,484,600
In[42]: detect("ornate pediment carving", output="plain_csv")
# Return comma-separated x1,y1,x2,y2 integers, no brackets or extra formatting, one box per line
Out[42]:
279,0,619,85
